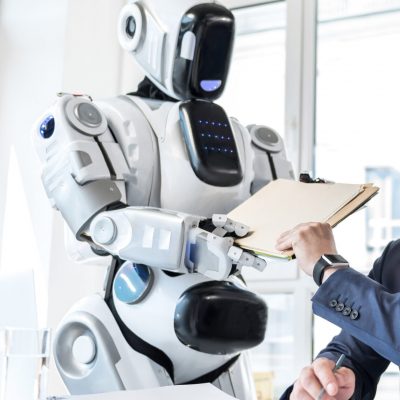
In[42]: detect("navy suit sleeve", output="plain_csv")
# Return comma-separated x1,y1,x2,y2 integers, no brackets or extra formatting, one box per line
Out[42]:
311,240,400,397
312,242,400,366
279,241,400,400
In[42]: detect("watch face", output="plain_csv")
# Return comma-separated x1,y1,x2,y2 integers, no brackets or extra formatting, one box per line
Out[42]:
322,254,348,265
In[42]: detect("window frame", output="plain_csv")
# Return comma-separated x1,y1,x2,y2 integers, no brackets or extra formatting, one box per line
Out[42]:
242,0,400,395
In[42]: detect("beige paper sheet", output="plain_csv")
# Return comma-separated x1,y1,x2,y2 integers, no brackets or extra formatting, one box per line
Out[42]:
228,179,378,259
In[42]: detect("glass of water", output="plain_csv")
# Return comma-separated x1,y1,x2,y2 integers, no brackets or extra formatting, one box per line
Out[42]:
0,328,51,400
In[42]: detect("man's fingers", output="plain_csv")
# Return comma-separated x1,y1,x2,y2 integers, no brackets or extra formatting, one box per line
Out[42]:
336,367,356,388
276,229,292,242
290,390,314,400
275,223,308,250
298,367,324,398
313,359,339,396
290,359,355,400
291,381,335,400
290,380,317,400
275,237,293,251
275,230,294,250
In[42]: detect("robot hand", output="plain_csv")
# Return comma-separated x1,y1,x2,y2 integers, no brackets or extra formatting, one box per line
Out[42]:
190,214,267,280
89,207,266,281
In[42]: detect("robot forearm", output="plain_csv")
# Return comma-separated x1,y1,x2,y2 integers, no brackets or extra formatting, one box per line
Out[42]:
89,207,266,280
89,207,199,273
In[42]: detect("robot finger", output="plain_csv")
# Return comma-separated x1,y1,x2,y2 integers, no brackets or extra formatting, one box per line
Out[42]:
233,222,250,237
252,256,267,271
212,214,250,236
212,226,228,237
227,245,243,263
231,248,267,272
212,214,228,228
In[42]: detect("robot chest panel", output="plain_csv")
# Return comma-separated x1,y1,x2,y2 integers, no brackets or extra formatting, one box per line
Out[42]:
119,97,254,216
157,104,253,217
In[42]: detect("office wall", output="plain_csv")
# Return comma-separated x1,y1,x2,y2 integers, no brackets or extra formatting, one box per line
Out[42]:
0,0,144,393
0,0,69,308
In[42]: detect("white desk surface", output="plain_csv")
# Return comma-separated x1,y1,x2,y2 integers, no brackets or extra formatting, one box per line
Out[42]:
63,384,236,400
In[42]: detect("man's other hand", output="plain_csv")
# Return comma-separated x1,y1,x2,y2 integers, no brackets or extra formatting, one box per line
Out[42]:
275,222,337,276
290,358,355,400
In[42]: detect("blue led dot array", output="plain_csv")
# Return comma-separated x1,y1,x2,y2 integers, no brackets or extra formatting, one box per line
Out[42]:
39,115,55,139
203,146,234,153
200,133,232,140
198,120,229,128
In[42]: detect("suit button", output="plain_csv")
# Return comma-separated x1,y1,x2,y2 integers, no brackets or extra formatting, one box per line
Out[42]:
335,302,345,312
350,310,359,320
329,299,338,308
342,306,352,316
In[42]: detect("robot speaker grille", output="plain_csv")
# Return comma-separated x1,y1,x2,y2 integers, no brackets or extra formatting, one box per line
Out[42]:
75,103,103,128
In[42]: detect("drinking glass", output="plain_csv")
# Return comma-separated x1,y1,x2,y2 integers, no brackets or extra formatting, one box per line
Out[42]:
0,328,51,400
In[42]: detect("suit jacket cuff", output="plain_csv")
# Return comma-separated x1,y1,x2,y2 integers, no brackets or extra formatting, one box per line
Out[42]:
311,268,400,365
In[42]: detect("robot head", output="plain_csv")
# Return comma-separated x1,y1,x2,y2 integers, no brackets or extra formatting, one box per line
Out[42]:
118,0,235,101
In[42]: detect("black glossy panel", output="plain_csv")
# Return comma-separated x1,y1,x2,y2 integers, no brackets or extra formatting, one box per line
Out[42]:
174,281,267,355
173,3,235,100
179,100,242,186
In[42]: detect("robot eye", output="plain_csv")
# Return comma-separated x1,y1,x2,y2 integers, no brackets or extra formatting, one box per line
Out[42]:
125,16,136,39
39,115,55,139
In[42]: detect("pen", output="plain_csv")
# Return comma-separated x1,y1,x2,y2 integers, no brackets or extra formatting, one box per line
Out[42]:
317,354,346,400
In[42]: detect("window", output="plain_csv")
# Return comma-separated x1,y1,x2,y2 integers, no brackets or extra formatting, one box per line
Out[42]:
237,1,400,398
219,1,286,135
315,0,400,271
314,1,400,395
250,293,296,399
0,148,46,326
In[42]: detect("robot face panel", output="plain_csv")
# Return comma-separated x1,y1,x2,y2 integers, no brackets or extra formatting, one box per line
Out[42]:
179,100,243,187
118,1,235,100
172,4,235,100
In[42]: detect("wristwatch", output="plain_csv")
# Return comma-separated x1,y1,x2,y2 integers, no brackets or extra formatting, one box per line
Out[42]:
313,254,349,286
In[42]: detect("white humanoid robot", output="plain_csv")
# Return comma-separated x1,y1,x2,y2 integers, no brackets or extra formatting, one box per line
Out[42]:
33,1,294,399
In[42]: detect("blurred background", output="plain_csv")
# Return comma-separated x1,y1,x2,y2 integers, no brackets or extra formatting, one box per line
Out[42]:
0,0,399,398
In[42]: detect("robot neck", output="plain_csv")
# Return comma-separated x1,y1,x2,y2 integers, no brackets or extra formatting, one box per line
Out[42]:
128,77,178,102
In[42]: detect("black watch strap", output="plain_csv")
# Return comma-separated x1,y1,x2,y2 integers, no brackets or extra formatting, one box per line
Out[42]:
313,254,349,286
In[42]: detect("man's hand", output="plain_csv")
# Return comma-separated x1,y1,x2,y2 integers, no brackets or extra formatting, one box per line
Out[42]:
290,358,355,400
275,222,337,276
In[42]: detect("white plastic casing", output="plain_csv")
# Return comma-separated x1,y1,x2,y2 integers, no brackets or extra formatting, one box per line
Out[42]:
118,0,216,99
72,335,97,365
118,3,143,52
113,269,236,383
120,95,255,217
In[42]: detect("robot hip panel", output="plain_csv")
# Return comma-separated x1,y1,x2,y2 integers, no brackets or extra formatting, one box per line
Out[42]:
113,269,235,383
112,269,267,384
174,280,268,355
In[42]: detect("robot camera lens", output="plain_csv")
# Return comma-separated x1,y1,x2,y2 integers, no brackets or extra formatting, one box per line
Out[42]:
125,16,136,39
39,115,55,139
75,103,102,128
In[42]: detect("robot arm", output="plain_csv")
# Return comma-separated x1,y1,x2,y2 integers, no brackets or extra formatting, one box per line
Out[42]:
33,93,129,239
33,94,265,280
89,208,266,281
